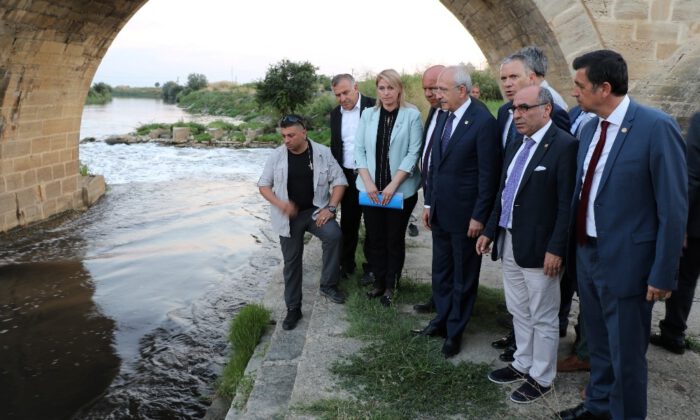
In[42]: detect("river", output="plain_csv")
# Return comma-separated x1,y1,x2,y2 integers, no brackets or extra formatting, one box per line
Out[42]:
0,99,278,419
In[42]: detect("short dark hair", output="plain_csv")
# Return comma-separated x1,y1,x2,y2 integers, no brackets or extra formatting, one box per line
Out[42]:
537,86,554,108
572,50,628,95
279,114,306,129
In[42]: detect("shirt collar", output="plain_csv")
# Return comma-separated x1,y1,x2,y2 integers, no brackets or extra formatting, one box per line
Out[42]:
602,95,630,127
527,119,552,145
451,97,471,121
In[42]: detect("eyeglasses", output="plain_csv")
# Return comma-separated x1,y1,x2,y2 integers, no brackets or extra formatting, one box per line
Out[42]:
279,114,306,129
510,102,548,113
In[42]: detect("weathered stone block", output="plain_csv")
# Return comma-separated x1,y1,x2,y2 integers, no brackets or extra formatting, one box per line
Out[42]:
50,136,67,151
657,43,680,59
651,0,672,20
37,166,52,182
61,175,77,194
0,192,16,213
22,169,37,187
52,163,65,178
208,128,224,141
2,140,31,158
31,137,52,154
172,127,190,143
42,150,61,165
671,0,700,22
5,173,22,191
614,0,649,20
16,186,39,208
637,22,680,43
80,174,105,206
42,180,61,199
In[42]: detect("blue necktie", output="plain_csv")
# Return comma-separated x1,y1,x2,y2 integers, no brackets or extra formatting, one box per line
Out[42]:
440,112,456,154
499,138,536,228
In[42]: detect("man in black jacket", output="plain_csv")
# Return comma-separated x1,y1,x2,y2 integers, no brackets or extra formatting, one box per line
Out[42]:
651,111,700,354
330,74,375,279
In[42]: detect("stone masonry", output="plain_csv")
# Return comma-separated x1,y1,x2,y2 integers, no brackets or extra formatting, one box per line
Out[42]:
1,0,699,232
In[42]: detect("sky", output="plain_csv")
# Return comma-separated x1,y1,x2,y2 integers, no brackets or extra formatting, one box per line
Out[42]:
92,0,486,87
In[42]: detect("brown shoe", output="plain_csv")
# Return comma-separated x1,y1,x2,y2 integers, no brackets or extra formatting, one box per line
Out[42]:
557,354,591,372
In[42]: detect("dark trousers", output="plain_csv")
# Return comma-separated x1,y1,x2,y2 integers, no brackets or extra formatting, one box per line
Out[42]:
339,168,365,274
559,270,576,331
362,193,417,290
279,208,342,310
577,242,652,420
429,219,482,340
660,236,700,340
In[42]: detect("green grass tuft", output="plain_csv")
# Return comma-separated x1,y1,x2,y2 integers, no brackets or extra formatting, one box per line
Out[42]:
218,303,271,397
686,336,700,354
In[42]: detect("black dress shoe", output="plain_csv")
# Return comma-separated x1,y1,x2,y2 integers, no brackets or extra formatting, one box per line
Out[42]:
499,344,516,362
282,308,302,331
557,403,611,420
380,293,393,307
442,337,461,358
320,287,346,304
413,298,435,313
407,222,419,237
491,330,515,349
366,288,384,299
650,333,686,355
411,324,446,338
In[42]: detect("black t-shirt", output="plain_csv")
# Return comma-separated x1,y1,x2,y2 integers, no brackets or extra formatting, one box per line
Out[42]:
287,142,314,212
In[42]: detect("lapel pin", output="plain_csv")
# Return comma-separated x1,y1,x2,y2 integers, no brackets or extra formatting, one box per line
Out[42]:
621,127,628,133
464,120,469,125
544,143,549,148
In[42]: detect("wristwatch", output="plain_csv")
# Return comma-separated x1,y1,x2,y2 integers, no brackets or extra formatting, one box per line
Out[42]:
327,206,337,215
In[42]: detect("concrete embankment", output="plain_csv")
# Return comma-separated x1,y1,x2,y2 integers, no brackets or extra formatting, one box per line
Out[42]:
225,215,700,419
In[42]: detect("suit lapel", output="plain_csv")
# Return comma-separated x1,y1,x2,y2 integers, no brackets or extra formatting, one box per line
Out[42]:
441,103,476,160
390,108,403,144
515,125,555,198
596,101,636,195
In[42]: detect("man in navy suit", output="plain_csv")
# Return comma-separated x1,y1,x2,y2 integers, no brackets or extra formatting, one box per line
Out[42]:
651,111,700,355
497,53,570,155
413,65,501,358
558,50,687,420
477,86,577,404
329,74,375,279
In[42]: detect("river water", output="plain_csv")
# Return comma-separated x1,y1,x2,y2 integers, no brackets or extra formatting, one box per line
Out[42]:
0,99,279,419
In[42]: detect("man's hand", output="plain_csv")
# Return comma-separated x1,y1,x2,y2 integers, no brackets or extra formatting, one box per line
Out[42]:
422,208,431,230
468,219,484,238
279,201,298,218
315,207,335,227
475,235,492,256
646,285,672,303
543,252,562,277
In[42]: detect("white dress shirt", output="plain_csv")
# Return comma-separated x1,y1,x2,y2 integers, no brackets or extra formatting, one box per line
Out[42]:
340,94,362,169
581,95,631,237
502,120,552,228
541,80,569,111
421,107,441,169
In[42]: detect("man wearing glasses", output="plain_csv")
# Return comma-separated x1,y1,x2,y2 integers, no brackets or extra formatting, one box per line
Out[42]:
258,115,348,331
476,85,577,403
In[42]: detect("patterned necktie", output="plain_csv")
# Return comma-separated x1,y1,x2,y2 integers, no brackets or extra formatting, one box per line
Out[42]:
499,138,536,228
440,112,456,154
576,120,611,244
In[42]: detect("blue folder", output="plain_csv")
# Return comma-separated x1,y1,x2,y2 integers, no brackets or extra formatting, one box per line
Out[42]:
358,191,404,209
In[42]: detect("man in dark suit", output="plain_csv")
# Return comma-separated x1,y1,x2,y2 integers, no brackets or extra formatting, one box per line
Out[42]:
330,74,375,279
491,52,571,362
496,53,570,155
476,85,577,403
558,50,687,420
413,65,501,358
650,111,700,355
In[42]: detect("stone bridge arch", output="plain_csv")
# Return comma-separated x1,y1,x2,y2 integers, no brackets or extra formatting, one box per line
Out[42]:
1,0,699,232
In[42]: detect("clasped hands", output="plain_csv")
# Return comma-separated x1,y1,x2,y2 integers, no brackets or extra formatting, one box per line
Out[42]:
364,181,398,206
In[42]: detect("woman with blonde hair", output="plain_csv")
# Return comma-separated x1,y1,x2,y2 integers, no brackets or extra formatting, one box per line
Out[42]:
354,69,423,306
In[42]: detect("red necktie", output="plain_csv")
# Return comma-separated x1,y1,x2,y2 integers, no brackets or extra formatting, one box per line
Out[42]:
576,120,611,245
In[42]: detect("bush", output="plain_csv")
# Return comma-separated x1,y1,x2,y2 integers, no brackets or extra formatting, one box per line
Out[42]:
207,120,236,131
85,82,113,105
178,86,258,118
172,121,206,135
256,59,318,115
162,81,183,103
187,73,208,91
194,132,212,142
135,123,170,135
470,69,503,101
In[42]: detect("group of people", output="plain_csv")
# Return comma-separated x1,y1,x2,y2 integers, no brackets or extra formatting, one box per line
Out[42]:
258,46,698,420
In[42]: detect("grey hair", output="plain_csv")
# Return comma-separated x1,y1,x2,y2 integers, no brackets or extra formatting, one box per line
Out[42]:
518,46,548,77
331,73,355,88
537,85,554,108
445,65,472,91
501,52,535,75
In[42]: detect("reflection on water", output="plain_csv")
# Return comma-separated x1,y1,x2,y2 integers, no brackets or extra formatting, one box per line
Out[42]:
0,262,119,419
0,142,279,418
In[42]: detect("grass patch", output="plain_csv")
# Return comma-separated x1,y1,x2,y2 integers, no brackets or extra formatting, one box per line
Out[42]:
297,271,507,418
172,121,206,135
207,120,237,131
135,122,169,135
218,303,271,398
686,336,700,354
194,132,212,142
